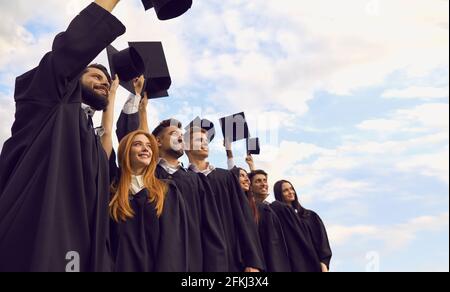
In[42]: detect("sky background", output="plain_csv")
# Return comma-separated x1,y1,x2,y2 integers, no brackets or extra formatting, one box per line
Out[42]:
0,0,448,272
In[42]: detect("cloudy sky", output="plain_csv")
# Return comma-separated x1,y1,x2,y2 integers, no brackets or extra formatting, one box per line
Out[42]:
0,0,448,272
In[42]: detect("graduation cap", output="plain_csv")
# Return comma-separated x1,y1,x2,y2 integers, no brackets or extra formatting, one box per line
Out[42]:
219,112,250,143
142,0,193,20
106,45,145,83
247,138,261,155
185,116,216,142
129,42,172,99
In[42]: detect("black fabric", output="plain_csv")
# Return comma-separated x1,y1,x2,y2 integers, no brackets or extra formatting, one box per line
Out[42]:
114,110,228,272
301,210,332,269
110,183,189,272
156,166,228,272
198,168,265,272
270,201,322,272
0,3,125,272
116,111,139,143
256,202,291,272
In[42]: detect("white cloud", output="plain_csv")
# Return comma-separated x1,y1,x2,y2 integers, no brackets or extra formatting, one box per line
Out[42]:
396,147,450,184
328,212,450,250
357,103,449,134
382,86,449,100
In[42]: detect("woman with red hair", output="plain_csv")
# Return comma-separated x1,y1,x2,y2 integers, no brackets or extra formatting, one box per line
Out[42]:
108,130,188,272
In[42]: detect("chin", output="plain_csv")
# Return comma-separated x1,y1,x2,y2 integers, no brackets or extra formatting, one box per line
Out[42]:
136,160,151,167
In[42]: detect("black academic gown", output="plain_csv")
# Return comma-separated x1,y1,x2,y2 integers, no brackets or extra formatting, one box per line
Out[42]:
301,210,332,270
198,168,265,272
270,201,322,272
115,111,228,272
0,3,125,272
110,182,189,272
156,167,228,272
256,202,291,272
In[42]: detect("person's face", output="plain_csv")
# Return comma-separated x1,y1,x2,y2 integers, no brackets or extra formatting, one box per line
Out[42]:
281,182,297,204
239,169,250,192
158,126,185,159
189,131,209,160
130,134,153,174
251,174,269,198
80,67,111,111
81,67,110,99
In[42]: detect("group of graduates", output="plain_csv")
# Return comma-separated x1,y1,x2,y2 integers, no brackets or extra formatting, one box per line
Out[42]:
0,1,331,272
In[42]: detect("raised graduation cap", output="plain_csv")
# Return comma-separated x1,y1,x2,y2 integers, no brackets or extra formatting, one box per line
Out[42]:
185,116,216,142
129,42,172,99
219,112,250,143
106,45,145,83
247,137,260,155
142,0,193,21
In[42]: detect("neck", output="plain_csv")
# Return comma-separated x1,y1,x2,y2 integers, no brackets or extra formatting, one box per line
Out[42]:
131,168,146,176
255,193,268,203
160,152,180,167
189,156,209,171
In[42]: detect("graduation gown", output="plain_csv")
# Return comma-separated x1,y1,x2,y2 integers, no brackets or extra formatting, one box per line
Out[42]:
301,210,332,269
156,167,228,272
270,201,322,272
197,168,265,272
115,109,228,272
0,3,125,272
256,202,291,272
110,183,189,272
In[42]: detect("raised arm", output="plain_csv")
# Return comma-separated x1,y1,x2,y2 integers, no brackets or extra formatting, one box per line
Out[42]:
51,2,125,83
138,92,150,133
224,139,235,170
116,76,146,142
101,75,120,158
245,154,256,172
95,0,121,12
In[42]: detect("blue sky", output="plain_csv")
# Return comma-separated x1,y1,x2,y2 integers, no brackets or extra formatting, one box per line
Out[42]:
0,0,448,272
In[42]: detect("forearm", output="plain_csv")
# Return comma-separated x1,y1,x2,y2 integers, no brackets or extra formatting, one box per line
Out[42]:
226,149,233,159
94,0,121,12
101,96,116,158
139,109,150,133
51,2,125,80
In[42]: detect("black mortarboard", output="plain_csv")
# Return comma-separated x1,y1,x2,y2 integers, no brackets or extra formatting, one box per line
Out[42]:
185,116,216,142
247,138,261,155
142,0,193,20
219,112,250,143
129,42,172,99
106,45,145,83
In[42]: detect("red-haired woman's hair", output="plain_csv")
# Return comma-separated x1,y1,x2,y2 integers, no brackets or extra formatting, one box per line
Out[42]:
110,130,168,222
231,167,260,224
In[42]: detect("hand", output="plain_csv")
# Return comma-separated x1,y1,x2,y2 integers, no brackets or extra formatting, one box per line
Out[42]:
109,74,120,95
223,138,232,151
244,267,260,273
245,154,255,166
133,75,145,96
139,92,149,112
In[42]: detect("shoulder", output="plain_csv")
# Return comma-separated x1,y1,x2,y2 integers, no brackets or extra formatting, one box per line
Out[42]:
270,200,290,210
212,168,230,176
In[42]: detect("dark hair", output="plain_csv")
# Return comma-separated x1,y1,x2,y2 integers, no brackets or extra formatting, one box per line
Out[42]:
231,167,260,224
248,170,268,184
84,64,112,84
274,180,306,217
152,119,183,137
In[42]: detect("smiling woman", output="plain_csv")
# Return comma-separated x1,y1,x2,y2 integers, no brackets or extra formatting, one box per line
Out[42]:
109,130,189,272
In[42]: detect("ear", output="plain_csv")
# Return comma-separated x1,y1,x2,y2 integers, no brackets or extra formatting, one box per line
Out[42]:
155,135,163,147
